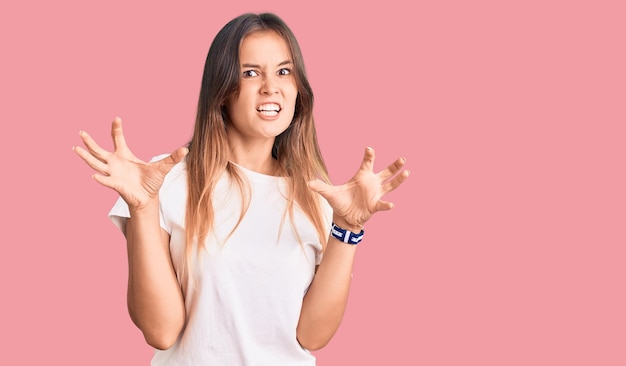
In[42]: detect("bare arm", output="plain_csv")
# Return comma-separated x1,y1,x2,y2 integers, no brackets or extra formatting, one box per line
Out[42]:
297,147,409,350
296,216,358,351
125,202,185,350
74,117,188,349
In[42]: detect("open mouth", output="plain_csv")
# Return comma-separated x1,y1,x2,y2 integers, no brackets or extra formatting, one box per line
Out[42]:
257,103,281,117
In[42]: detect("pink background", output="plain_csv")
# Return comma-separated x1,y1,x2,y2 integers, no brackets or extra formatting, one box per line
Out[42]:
1,0,624,364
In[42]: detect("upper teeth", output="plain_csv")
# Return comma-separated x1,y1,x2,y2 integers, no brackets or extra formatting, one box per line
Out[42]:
258,103,280,112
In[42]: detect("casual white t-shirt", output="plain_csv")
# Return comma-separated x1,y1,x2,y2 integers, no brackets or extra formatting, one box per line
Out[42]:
109,156,332,365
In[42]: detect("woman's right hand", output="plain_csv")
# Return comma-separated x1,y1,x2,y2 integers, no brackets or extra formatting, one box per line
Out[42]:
73,117,188,210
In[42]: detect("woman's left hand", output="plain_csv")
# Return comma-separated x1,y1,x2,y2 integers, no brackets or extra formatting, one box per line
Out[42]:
307,147,410,231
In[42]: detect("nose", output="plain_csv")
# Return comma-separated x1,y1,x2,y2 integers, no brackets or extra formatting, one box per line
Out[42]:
260,76,278,95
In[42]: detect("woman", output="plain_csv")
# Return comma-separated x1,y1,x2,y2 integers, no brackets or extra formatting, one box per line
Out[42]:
74,12,409,365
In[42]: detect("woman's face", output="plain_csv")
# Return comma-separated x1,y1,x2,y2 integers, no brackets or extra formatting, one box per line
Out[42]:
225,30,298,144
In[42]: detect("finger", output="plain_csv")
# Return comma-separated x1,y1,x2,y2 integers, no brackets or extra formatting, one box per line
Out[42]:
171,146,189,163
162,147,189,166
156,147,189,175
111,117,129,151
92,173,116,190
79,130,110,162
73,145,110,175
379,157,407,182
382,169,410,194
375,200,395,212
307,179,331,194
358,147,376,172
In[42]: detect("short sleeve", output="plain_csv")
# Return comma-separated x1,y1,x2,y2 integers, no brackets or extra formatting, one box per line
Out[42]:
108,196,169,236
316,197,334,265
108,196,131,234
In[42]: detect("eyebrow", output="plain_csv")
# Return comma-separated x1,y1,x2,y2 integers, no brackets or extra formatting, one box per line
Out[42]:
241,60,292,68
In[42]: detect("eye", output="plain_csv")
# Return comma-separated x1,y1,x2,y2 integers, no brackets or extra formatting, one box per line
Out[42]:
278,68,291,76
242,70,259,78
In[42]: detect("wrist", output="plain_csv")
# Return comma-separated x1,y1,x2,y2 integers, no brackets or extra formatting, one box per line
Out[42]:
332,215,362,233
330,222,365,245
128,197,160,217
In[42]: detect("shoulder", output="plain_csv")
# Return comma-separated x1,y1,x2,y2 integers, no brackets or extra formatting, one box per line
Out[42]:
148,153,173,163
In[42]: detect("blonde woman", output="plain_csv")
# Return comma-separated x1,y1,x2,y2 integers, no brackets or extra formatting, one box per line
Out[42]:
74,12,409,365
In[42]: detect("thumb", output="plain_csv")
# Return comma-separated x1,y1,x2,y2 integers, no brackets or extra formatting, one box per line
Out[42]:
169,146,189,164
307,179,330,194
157,147,188,174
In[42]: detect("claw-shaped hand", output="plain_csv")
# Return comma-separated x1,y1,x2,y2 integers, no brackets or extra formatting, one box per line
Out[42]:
73,117,188,210
307,147,410,231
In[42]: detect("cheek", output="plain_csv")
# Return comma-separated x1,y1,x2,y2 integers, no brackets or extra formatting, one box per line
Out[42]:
285,87,298,110
225,101,246,124
226,93,250,116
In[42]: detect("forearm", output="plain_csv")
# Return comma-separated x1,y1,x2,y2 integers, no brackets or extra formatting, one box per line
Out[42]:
297,219,359,350
126,199,185,350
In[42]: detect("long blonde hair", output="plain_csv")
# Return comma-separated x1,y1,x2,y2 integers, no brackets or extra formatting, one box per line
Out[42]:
184,13,330,278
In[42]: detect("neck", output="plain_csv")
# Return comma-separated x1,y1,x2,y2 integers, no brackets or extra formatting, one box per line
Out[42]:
228,143,279,176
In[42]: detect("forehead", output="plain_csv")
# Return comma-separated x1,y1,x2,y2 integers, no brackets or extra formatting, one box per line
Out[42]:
239,30,292,64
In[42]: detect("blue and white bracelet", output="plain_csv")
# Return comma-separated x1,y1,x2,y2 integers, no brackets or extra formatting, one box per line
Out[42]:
331,222,365,245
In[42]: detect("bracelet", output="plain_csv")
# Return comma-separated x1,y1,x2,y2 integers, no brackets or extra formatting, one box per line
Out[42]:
331,222,364,245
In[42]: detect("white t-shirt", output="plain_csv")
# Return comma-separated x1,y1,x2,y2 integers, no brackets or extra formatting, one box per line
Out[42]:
109,157,332,365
